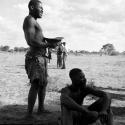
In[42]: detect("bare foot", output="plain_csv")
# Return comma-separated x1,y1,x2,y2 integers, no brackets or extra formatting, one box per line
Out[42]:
23,114,35,120
37,109,51,115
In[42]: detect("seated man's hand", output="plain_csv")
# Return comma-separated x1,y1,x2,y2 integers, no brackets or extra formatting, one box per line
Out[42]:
99,111,108,124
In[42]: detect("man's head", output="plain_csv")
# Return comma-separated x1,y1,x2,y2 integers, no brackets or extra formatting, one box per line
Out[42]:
59,42,62,46
28,0,43,19
69,68,86,88
62,42,66,46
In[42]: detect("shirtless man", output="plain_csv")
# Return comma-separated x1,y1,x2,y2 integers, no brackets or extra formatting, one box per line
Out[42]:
23,0,62,118
60,68,113,125
57,43,63,68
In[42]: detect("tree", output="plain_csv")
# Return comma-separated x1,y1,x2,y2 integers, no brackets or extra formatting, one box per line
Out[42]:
0,45,10,51
14,47,28,52
100,43,116,55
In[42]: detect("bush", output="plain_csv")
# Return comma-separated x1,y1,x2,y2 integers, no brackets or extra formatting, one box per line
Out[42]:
0,45,10,51
110,51,119,56
14,47,29,52
121,51,125,55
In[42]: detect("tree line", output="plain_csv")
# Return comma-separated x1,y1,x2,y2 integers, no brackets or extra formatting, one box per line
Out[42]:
69,43,125,56
0,44,125,56
0,45,28,52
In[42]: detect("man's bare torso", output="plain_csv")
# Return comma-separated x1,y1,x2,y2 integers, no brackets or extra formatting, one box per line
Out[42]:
23,15,46,55
62,86,89,105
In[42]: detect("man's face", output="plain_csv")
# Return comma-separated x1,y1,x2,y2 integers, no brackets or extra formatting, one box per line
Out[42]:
34,2,43,18
72,71,86,88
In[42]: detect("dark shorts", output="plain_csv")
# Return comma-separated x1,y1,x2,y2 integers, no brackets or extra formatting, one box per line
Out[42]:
25,52,47,86
57,54,62,62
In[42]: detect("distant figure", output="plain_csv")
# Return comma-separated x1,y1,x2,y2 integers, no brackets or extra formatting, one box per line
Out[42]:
60,68,113,125
23,0,63,118
61,42,67,69
100,48,104,56
57,43,63,68
47,48,52,63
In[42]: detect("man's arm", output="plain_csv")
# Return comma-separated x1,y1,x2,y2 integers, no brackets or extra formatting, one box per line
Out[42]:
87,87,111,112
61,88,89,114
64,47,68,55
61,87,99,122
23,17,48,48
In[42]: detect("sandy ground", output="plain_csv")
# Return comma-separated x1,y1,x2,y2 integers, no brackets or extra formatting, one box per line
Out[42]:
0,52,125,124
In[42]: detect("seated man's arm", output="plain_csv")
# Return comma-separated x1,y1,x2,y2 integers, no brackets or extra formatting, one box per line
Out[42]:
87,87,111,112
61,88,88,114
61,88,99,123
23,17,48,48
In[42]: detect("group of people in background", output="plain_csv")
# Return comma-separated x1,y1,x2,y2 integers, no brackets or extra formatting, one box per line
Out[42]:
57,42,67,69
46,41,68,69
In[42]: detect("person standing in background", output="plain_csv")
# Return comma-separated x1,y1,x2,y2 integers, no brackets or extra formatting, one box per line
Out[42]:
61,42,67,69
47,48,52,63
57,43,63,68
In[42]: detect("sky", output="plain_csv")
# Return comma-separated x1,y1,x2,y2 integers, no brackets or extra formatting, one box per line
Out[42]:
0,0,125,52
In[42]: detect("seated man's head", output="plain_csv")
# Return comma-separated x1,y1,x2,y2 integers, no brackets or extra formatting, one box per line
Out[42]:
69,68,86,89
28,0,43,19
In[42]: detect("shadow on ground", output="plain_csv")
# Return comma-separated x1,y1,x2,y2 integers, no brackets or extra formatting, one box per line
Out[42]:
0,104,125,124
0,104,60,124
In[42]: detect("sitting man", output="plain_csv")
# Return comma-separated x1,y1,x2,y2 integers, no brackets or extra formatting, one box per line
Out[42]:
60,68,113,125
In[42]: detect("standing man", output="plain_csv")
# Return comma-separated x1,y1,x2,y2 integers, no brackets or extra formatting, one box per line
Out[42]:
61,42,67,69
47,48,52,63
23,0,62,118
57,43,63,68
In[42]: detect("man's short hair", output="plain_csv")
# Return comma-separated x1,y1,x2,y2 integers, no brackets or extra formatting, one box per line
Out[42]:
69,68,83,79
28,0,41,9
62,42,66,45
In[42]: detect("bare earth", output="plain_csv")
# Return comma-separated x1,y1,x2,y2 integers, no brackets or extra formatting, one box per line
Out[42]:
0,52,125,124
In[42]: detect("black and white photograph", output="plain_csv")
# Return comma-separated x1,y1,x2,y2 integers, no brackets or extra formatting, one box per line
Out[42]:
0,0,125,124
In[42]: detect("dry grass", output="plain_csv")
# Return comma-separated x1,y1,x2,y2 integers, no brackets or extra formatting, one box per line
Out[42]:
0,52,125,124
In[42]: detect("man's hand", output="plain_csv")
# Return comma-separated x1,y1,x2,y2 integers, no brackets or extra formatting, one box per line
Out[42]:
99,111,108,124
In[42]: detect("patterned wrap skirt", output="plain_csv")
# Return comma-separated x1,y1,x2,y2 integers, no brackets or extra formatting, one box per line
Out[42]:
25,51,48,86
